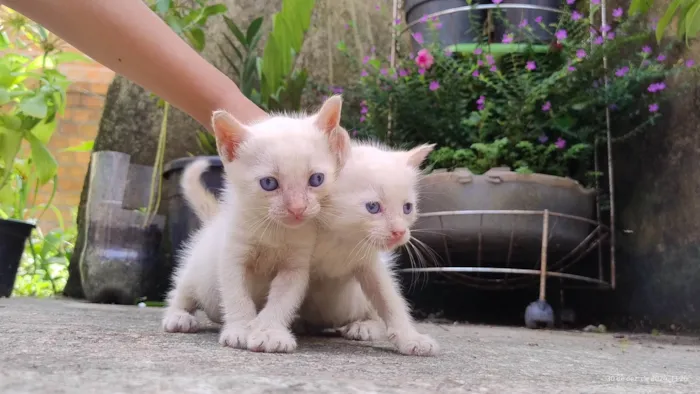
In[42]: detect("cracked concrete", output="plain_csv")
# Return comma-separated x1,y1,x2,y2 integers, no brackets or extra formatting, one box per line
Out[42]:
0,298,697,393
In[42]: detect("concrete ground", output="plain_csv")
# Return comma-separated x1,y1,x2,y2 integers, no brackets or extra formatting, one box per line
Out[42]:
0,298,697,394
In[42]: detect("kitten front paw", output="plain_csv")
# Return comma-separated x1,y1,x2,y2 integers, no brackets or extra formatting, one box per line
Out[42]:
341,320,385,342
247,327,297,353
219,324,249,349
389,331,439,356
162,310,199,333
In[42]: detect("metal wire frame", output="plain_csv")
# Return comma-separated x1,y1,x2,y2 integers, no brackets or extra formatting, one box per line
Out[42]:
388,0,617,292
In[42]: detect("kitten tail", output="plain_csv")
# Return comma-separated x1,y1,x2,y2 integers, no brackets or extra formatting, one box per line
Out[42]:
181,158,219,222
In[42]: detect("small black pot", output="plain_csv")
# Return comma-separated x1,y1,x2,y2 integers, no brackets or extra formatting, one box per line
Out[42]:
162,156,225,271
0,219,35,297
492,0,564,43
405,0,485,50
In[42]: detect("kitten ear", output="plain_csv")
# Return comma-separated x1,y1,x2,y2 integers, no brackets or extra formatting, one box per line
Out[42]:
314,95,351,166
404,143,436,168
211,110,249,163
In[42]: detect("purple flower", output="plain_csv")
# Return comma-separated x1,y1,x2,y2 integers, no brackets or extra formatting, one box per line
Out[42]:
555,29,568,41
332,86,344,94
535,16,543,24
686,59,695,67
542,101,551,112
642,45,652,54
555,138,567,149
647,82,666,92
344,23,350,30
420,14,428,23
371,46,376,53
614,66,629,77
572,11,583,20
352,130,358,137
359,115,366,123
650,17,658,30
642,60,650,66
380,68,388,75
606,32,615,40
493,0,503,4
486,54,495,65
375,4,381,10
594,36,604,45
518,19,528,28
613,7,623,18
566,0,575,4
502,34,513,44
568,65,576,72
490,65,498,72
412,32,424,45
394,17,402,25
361,106,369,114
656,54,666,61
526,60,536,71
361,69,369,77
408,52,415,59
363,56,370,64
538,135,549,143
600,24,611,33
477,60,484,66
474,48,483,55
649,103,659,112
434,22,443,29
429,81,440,91
399,69,408,77
472,70,480,77
576,49,587,59
591,0,600,4
476,95,486,110
418,68,426,75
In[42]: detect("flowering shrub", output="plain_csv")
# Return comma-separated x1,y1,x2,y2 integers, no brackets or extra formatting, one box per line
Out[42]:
336,3,699,185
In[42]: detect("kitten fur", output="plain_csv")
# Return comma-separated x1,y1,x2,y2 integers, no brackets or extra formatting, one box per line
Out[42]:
162,95,350,354
183,139,439,356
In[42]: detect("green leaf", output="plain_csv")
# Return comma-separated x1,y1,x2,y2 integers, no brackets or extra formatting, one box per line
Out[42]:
224,16,248,48
19,95,48,119
165,15,183,34
656,0,683,42
1,115,21,130
201,4,228,18
187,28,206,52
25,132,58,186
246,17,264,44
0,88,9,105
684,2,700,40
31,119,57,144
336,40,347,52
156,0,172,14
53,52,91,64
0,127,22,173
369,58,381,70
63,140,94,153
629,0,655,15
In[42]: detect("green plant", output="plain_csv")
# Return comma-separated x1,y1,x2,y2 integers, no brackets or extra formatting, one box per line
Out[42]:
338,5,698,186
629,0,700,44
0,8,88,208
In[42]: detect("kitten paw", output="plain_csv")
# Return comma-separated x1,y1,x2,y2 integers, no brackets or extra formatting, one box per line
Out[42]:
389,332,439,356
219,324,249,349
162,311,199,333
247,327,297,353
340,320,385,341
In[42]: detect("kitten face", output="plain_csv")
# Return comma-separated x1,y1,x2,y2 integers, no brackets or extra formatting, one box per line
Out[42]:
327,142,435,250
213,96,350,229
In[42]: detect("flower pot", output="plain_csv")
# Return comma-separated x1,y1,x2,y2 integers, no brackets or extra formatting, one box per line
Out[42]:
0,219,35,297
162,156,224,274
405,0,485,50
492,0,563,43
414,167,595,264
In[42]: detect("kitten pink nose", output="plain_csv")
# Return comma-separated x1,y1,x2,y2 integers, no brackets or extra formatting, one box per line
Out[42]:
390,229,406,241
287,206,306,219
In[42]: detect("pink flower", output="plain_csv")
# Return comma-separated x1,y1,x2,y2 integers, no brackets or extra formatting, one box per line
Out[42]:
490,65,498,72
474,48,483,55
415,48,434,69
380,68,388,75
542,101,551,112
360,70,368,77
686,59,695,67
555,138,567,149
361,106,368,114
412,32,424,45
486,54,495,65
555,29,567,41
359,116,366,123
613,7,623,18
571,11,582,20
594,36,604,45
502,34,514,44
418,68,426,75
576,49,587,59
591,0,600,4
394,17,402,25
649,103,659,112
647,82,666,92
375,4,380,10
476,95,486,111
493,0,503,4
429,81,440,91
526,61,536,71
601,24,611,33
472,70,480,77
657,54,666,61
363,56,370,64
566,0,575,4
535,16,543,23
642,45,652,54
614,66,629,77
477,60,484,66
606,32,615,40
399,69,408,77
568,65,576,72
420,14,428,23
519,19,528,28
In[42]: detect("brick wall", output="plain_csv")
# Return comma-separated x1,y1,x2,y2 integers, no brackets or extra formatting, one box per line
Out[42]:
37,52,115,231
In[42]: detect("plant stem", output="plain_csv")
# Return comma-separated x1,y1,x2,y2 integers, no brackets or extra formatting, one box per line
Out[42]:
143,101,169,227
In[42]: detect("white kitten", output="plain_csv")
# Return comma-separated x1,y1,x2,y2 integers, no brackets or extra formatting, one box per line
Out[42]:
299,141,439,356
162,96,350,354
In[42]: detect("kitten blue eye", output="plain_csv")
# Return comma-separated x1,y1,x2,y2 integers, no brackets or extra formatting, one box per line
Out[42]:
308,173,325,187
259,177,279,191
365,202,381,214
403,202,413,214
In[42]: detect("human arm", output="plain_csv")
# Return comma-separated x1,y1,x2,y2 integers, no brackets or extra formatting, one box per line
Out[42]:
4,0,267,129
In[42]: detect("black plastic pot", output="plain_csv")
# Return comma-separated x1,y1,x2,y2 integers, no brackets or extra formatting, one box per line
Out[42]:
0,219,35,297
405,0,485,50
162,156,224,269
493,0,563,43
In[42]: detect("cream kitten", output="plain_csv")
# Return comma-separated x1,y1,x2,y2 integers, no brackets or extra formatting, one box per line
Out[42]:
298,141,439,356
182,139,439,356
162,96,350,354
